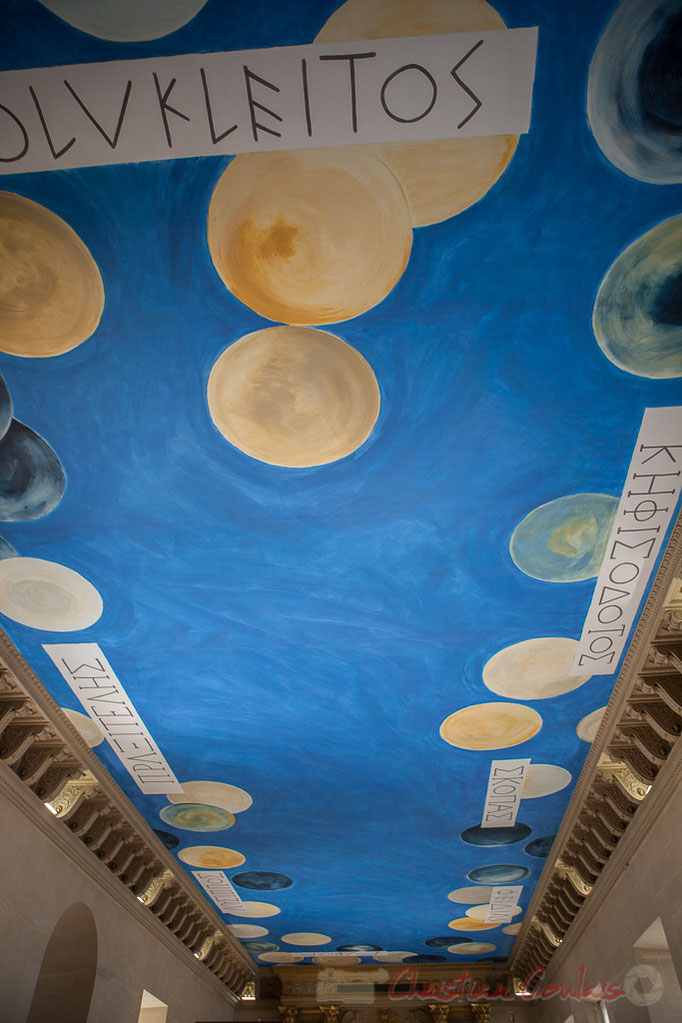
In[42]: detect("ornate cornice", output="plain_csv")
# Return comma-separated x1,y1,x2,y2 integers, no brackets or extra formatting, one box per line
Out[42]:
0,628,255,999
510,508,682,987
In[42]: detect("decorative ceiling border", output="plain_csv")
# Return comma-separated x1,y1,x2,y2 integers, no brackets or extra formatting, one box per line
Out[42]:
509,508,682,986
0,627,256,999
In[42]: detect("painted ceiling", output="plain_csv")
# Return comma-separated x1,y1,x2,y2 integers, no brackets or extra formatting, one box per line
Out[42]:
1,0,681,969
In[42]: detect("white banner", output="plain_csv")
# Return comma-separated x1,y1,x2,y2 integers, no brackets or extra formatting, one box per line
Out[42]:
193,870,243,913
43,642,181,794
0,28,537,174
573,406,682,674
481,759,530,828
486,885,523,924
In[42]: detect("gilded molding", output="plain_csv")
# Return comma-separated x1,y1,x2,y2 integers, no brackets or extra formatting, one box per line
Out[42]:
510,511,682,988
0,629,255,997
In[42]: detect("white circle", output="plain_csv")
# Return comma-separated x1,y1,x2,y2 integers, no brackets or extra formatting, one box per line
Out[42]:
227,902,280,918
168,780,252,814
577,707,606,743
228,924,268,939
61,708,103,747
0,557,103,631
522,764,572,799
483,637,591,699
37,0,209,41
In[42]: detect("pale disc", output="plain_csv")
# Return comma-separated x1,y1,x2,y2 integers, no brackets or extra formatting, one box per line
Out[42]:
577,707,607,743
208,326,380,467
315,955,361,965
440,702,542,750
259,952,304,963
281,933,332,946
0,556,103,631
0,192,103,357
226,901,280,918
522,764,572,799
37,0,209,41
466,903,522,921
483,637,591,699
448,886,494,904
503,923,522,936
228,924,268,938
207,148,412,325
449,942,496,954
372,951,413,962
316,0,518,227
177,846,245,869
168,780,252,814
61,708,104,748
448,917,499,931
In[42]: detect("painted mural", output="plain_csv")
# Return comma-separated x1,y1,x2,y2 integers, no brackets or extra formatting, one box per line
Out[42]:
0,0,681,969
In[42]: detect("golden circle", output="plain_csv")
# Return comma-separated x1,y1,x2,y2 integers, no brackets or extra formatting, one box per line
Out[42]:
0,192,104,357
522,764,572,799
449,942,496,955
61,708,103,748
466,903,522,921
448,886,494,904
228,924,268,938
227,901,281,918
316,0,518,227
281,933,332,946
448,917,499,931
503,923,522,936
177,846,245,869
168,780,252,814
483,637,591,699
373,951,413,962
440,702,542,750
207,326,380,467
207,147,412,324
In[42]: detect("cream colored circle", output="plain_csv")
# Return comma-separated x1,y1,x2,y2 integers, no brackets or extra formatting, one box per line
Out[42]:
522,764,572,799
227,902,280,918
449,942,496,955
373,951,413,962
0,556,103,631
316,0,517,227
61,708,103,748
228,924,267,938
168,780,252,814
314,955,361,966
503,923,522,936
577,707,607,743
259,952,304,964
37,0,208,41
0,192,104,357
440,702,542,750
483,637,591,699
466,903,522,921
207,326,381,467
281,933,332,946
177,846,245,869
207,147,412,325
448,886,494,904
448,917,499,931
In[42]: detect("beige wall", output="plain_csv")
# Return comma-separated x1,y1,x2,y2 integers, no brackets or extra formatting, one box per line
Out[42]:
524,779,682,1023
0,784,236,1023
